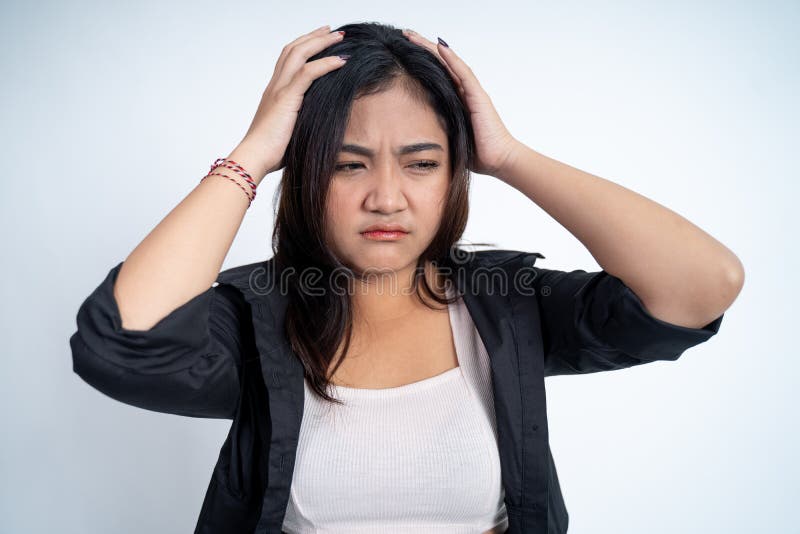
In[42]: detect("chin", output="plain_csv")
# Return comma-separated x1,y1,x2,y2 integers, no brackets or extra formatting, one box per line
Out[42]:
347,245,418,274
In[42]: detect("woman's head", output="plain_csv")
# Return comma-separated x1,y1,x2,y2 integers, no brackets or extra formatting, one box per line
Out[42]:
324,80,451,278
271,21,480,404
273,21,474,278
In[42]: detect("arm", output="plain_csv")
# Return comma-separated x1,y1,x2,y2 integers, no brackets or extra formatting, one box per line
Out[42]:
520,259,725,377
70,142,265,418
70,262,249,418
114,142,266,331
498,143,745,329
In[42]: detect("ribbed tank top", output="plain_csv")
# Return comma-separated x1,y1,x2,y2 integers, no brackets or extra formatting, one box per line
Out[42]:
282,281,508,533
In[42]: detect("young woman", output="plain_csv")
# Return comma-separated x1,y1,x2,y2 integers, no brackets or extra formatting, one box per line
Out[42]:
70,22,744,534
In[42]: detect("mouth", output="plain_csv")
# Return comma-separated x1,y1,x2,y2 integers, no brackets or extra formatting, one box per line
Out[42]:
360,222,409,241
360,229,409,241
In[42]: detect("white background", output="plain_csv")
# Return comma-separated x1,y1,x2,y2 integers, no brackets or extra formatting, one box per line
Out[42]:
1,0,795,532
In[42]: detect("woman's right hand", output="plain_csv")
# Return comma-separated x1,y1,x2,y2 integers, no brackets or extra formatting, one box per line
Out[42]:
236,25,347,180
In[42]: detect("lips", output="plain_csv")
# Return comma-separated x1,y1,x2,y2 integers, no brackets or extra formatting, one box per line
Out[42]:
361,223,409,233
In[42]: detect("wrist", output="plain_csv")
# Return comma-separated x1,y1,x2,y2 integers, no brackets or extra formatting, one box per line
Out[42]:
493,139,529,185
226,142,272,186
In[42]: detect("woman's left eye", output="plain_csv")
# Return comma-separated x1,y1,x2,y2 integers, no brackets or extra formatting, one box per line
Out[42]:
412,161,439,171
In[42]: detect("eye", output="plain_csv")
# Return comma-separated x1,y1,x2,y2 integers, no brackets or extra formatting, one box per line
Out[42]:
334,162,364,172
333,161,441,173
411,161,439,171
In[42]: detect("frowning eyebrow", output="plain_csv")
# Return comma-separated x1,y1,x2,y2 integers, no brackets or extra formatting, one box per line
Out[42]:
339,142,444,158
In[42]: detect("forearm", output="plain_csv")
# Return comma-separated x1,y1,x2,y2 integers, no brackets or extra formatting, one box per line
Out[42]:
114,141,265,331
496,142,744,328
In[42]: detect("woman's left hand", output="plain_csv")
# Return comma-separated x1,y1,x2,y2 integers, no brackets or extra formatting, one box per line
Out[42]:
401,29,521,178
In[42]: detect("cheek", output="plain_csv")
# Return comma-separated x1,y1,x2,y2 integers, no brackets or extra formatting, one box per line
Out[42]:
325,184,360,234
409,198,446,236
418,181,449,214
325,184,346,223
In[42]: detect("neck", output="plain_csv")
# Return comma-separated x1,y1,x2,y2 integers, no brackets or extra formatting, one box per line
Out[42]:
350,259,447,325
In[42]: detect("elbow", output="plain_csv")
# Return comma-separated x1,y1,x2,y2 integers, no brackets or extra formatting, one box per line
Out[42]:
713,257,745,312
723,258,746,301
636,258,744,330
692,258,744,328
70,331,124,402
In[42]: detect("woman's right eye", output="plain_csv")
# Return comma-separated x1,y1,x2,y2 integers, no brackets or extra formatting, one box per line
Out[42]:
335,163,363,172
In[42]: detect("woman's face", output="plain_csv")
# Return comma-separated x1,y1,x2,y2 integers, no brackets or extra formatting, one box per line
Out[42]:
324,82,451,278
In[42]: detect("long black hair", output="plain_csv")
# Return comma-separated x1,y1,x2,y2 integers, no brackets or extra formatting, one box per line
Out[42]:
271,21,493,404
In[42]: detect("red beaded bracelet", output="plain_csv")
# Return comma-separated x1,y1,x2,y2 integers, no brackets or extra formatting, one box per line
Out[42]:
210,158,257,193
200,172,253,207
200,157,258,208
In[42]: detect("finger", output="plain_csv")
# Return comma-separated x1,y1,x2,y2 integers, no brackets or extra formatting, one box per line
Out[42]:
273,25,334,79
401,29,463,89
401,29,461,84
274,29,345,89
273,25,332,76
432,38,486,97
288,54,349,95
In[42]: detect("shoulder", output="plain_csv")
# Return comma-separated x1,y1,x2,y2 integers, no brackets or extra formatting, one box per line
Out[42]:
214,258,274,293
467,248,546,268
447,248,547,298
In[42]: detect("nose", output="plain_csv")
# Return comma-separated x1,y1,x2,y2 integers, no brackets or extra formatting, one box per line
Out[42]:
363,164,409,214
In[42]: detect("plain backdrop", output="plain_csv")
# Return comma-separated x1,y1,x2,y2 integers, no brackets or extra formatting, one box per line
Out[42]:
1,1,796,533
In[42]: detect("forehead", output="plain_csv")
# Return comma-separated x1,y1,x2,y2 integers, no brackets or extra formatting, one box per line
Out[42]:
344,83,447,144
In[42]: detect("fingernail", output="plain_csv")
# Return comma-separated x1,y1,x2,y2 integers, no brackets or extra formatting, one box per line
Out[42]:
437,37,449,47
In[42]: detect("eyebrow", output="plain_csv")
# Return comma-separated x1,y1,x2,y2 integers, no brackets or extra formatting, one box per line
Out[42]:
339,142,444,158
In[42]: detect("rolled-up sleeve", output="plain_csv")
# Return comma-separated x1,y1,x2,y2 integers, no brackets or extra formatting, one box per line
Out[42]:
69,261,246,418
532,267,725,377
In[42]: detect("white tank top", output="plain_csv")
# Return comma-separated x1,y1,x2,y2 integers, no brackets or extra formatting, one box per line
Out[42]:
282,282,508,533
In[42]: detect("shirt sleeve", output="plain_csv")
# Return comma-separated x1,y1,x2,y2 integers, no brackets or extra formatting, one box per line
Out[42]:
530,266,725,377
69,261,246,418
